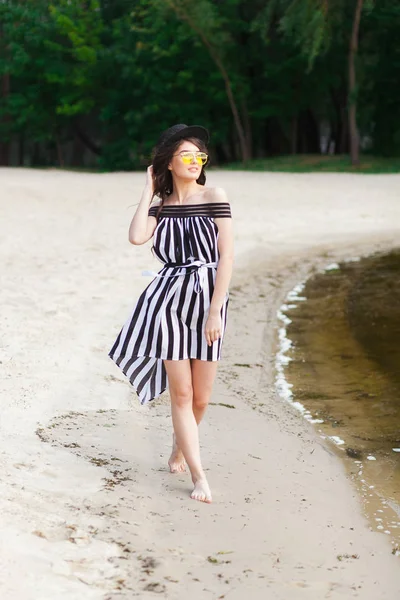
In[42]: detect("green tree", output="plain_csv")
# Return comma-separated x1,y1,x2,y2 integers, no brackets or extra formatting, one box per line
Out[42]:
0,0,104,166
362,1,400,156
1,0,399,169
275,0,374,165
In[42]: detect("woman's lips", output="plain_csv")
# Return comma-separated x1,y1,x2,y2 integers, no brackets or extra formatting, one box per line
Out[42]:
189,167,199,172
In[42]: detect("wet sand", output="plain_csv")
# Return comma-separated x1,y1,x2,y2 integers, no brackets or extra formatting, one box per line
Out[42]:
1,168,400,599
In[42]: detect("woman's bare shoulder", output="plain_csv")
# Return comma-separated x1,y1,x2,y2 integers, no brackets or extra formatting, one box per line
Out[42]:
148,198,162,218
149,198,162,207
203,187,229,204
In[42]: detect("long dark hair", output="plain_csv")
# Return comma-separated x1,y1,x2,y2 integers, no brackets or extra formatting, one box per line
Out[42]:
151,137,208,216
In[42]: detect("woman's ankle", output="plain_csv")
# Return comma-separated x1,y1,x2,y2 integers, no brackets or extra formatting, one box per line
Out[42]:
190,469,206,484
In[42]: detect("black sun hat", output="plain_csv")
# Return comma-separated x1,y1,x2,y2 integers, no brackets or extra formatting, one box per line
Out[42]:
156,123,210,149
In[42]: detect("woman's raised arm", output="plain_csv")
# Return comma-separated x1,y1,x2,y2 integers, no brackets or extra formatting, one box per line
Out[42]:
129,166,158,245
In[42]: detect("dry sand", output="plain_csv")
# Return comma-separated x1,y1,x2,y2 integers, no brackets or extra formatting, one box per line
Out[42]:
1,167,400,599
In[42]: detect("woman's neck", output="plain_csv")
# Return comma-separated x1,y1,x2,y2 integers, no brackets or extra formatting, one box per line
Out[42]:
169,178,203,205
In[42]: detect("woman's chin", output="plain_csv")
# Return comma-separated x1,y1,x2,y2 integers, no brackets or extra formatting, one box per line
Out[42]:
178,172,201,182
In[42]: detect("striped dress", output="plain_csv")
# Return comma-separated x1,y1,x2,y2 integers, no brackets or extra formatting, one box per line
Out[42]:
109,201,232,405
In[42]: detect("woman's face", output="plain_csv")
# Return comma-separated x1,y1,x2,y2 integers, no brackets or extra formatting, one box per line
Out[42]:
168,140,204,181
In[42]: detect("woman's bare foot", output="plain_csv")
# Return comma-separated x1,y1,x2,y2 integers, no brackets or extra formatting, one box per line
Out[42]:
191,478,212,503
168,434,186,473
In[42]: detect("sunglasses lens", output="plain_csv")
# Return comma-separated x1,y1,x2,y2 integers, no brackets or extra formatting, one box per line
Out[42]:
180,152,208,165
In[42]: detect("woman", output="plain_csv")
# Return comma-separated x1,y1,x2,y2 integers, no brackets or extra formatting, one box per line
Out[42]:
109,123,233,503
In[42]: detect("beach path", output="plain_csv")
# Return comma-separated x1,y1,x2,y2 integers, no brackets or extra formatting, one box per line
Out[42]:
1,168,400,599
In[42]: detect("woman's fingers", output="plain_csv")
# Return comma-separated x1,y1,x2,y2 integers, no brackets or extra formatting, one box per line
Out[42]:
205,328,221,346
146,165,154,192
205,314,222,346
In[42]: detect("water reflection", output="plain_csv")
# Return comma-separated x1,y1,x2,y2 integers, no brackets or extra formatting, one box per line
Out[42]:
280,250,400,546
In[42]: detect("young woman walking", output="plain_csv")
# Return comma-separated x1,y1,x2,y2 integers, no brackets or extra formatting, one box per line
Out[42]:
109,124,233,503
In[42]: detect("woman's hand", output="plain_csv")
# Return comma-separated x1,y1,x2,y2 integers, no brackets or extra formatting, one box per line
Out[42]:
204,311,222,347
146,165,154,195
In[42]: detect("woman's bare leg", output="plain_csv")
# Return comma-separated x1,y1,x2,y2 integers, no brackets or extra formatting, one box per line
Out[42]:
191,359,218,423
169,432,186,473
164,359,212,503
168,359,218,472
189,359,218,501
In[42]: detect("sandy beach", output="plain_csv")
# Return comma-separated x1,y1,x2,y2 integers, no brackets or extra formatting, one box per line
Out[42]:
1,167,400,599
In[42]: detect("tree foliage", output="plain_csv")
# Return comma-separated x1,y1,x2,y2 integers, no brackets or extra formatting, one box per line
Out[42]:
0,0,399,169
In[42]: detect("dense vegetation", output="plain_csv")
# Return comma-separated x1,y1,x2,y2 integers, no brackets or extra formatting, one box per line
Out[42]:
0,0,399,170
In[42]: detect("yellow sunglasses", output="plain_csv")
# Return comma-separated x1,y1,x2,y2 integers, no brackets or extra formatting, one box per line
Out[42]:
175,151,208,166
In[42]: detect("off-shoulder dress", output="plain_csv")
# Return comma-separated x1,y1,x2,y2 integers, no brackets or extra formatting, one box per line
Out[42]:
109,201,232,404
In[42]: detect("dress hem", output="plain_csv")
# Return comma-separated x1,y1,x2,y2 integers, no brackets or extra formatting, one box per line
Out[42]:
108,352,222,364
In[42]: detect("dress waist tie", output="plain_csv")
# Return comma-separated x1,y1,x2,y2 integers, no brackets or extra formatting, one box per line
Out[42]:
142,259,218,294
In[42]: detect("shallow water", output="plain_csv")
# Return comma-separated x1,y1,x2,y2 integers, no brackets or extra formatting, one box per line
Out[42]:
282,250,400,546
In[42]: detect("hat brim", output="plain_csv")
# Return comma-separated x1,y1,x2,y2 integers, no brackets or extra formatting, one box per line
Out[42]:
165,125,210,147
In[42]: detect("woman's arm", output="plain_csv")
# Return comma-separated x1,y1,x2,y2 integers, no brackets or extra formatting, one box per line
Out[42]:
129,166,158,245
205,188,234,346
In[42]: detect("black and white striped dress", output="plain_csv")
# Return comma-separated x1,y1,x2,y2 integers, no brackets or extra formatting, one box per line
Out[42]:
109,201,232,405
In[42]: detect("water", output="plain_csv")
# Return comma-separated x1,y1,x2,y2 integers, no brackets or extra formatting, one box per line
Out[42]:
279,250,400,546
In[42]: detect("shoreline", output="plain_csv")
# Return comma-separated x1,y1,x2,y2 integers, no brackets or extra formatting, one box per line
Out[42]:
1,168,400,598
274,245,400,549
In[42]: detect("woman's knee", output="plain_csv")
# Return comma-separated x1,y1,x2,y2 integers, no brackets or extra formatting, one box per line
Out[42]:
171,382,193,409
193,393,210,411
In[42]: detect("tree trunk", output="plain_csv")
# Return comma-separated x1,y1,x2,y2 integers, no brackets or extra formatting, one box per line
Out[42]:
290,116,298,154
296,110,319,153
19,132,25,166
265,118,287,155
241,101,252,160
0,24,11,166
55,133,65,168
71,133,86,167
0,73,11,166
300,109,320,153
74,122,102,156
331,87,349,154
348,0,363,166
168,1,250,162
339,104,349,154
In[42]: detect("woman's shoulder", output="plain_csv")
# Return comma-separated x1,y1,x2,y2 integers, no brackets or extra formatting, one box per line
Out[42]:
202,187,231,218
148,199,162,217
203,186,229,205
